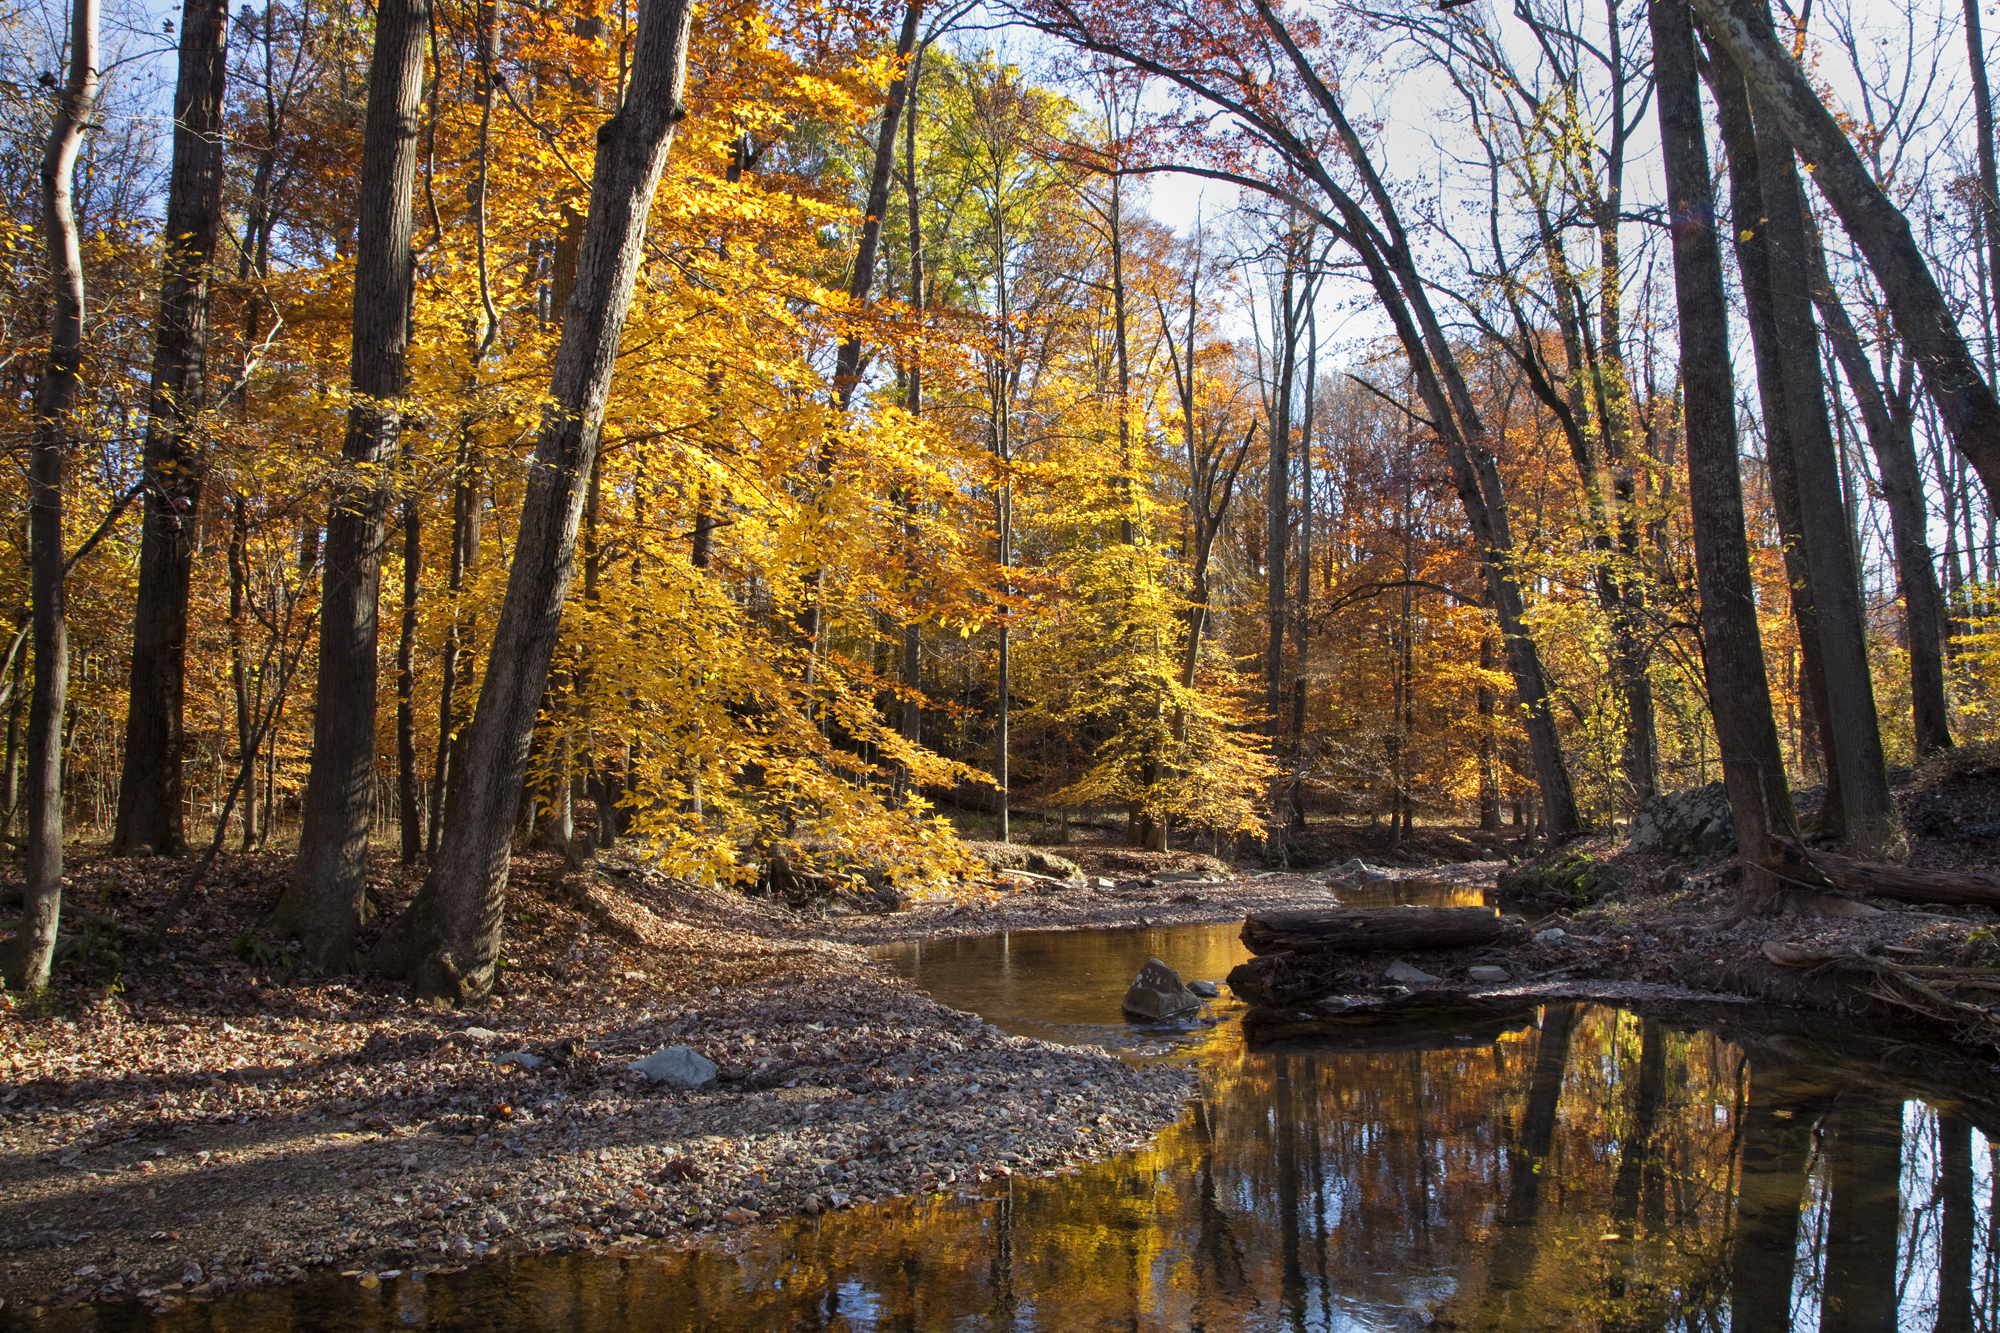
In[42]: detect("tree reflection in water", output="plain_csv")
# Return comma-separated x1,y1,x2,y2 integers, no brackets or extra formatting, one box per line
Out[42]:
28,927,2000,1332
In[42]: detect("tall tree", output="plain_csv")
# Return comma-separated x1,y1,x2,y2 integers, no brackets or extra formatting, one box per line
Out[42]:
1650,0,1795,881
1740,9,1903,860
1807,221,1953,757
269,0,433,969
371,0,696,1000
4,0,99,990
1693,0,2000,500
111,0,230,857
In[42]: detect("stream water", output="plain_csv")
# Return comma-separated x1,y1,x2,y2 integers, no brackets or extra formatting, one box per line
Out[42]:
19,914,2000,1331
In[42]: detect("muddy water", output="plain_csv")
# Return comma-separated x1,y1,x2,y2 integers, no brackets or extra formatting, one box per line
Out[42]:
18,919,2000,1331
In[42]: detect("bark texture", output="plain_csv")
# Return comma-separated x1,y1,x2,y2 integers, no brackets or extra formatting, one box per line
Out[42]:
370,0,695,1000
269,0,431,969
113,0,229,857
1240,907,1522,954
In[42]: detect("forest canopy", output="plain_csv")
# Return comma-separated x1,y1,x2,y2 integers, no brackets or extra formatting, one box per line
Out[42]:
1,0,1997,994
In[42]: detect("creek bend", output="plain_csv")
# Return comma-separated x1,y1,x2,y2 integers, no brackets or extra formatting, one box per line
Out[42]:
19,915,2000,1331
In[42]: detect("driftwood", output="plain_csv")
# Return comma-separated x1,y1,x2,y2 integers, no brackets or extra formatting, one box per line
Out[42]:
1766,835,2000,909
1241,906,1521,955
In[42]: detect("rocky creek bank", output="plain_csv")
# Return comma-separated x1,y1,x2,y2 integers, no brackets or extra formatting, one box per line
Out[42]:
0,850,1239,1316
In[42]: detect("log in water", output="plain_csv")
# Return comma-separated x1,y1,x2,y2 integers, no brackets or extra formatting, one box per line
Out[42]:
1241,905,1523,955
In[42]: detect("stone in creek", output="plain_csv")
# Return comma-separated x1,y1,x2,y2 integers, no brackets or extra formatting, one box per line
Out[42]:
629,1045,718,1088
1315,996,1355,1013
1383,960,1440,985
1187,980,1220,999
1121,958,1200,1020
1467,965,1511,983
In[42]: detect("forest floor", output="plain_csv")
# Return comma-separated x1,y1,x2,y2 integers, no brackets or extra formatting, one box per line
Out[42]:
8,753,2000,1315
0,844,1342,1316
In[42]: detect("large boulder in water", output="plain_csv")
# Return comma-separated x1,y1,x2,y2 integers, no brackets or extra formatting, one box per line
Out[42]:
1628,782,1735,856
1122,957,1201,1020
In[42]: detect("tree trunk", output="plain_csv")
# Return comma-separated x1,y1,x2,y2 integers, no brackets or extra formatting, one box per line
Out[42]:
113,0,228,858
1938,1114,1975,1333
4,0,96,991
270,0,430,970
1707,48,1845,841
1692,0,2000,499
1967,0,2000,382
900,51,925,751
1742,47,1903,860
1651,0,1795,880
370,0,695,1000
1808,223,1954,756
395,500,420,863
1266,253,1294,854
1239,906,1522,954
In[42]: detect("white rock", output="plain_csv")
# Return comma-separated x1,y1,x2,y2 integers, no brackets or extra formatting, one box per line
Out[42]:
1534,927,1567,943
1315,996,1354,1013
495,1051,545,1071
460,1027,499,1044
1384,961,1440,985
629,1045,718,1088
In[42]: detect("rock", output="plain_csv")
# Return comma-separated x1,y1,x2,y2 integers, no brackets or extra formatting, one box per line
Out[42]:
1091,876,1116,889
1534,927,1567,944
1384,960,1440,985
1627,781,1736,856
1315,996,1354,1013
628,1045,718,1088
1332,857,1391,884
495,1051,545,1071
458,1027,498,1045
1467,965,1511,983
1121,958,1200,1020
1499,851,1626,909
1188,980,1220,998
962,841,1086,887
1153,870,1216,884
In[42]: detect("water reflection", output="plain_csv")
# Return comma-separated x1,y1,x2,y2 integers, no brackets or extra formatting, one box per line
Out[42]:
19,924,2000,1332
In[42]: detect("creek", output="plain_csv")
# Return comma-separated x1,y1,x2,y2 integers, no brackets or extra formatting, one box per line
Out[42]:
19,907,2000,1331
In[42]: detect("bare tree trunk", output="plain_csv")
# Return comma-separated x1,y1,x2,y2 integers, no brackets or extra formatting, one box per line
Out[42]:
1707,49,1846,840
1966,0,2000,370
395,500,420,863
270,0,430,970
228,494,254,850
1693,0,2000,498
4,0,96,991
1809,223,1954,756
1742,42,1903,860
113,0,228,858
1651,0,1794,886
1265,251,1294,856
371,0,694,1000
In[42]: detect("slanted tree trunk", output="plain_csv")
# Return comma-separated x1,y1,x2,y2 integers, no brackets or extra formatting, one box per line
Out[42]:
1808,222,1954,756
1692,0,2000,498
370,0,695,1001
4,0,97,991
1651,0,1795,883
269,0,430,970
112,0,228,858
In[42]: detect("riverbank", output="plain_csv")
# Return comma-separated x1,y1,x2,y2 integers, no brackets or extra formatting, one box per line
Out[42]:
0,851,1273,1315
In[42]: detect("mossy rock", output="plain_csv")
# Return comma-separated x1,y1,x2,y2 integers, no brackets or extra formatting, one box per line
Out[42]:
1498,850,1625,909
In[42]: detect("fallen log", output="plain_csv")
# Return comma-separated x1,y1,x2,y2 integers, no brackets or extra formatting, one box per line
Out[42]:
1241,906,1523,955
1767,836,2000,909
